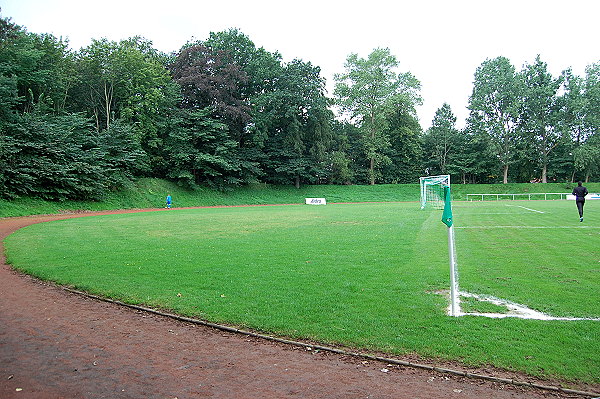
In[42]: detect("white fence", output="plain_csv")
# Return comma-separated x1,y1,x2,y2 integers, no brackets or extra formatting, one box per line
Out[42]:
466,193,571,201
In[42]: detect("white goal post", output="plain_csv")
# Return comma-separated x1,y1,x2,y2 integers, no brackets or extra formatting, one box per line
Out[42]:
420,175,450,209
420,175,460,316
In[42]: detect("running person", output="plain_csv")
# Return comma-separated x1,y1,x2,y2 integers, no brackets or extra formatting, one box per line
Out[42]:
572,181,588,222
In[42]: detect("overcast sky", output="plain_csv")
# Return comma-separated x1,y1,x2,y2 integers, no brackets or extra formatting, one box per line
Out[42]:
2,0,599,129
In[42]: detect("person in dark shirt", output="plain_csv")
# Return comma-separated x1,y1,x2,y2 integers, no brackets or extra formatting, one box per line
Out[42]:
572,181,588,222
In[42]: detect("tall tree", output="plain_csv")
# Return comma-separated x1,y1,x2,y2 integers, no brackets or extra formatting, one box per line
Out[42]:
163,108,238,187
571,62,600,182
259,59,332,187
334,48,421,184
380,108,423,183
205,30,334,187
0,17,74,117
0,16,23,124
203,28,283,145
562,69,586,145
573,135,600,182
169,43,254,185
327,120,358,184
423,103,460,175
73,37,176,134
519,55,565,183
170,44,250,130
467,56,522,183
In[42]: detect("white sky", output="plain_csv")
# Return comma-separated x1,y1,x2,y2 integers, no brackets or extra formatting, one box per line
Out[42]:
2,0,599,129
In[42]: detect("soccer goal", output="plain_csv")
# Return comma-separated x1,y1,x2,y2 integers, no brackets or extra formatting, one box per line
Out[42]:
420,175,460,316
420,175,450,209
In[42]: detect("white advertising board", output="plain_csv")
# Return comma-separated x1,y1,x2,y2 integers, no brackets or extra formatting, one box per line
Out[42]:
305,198,326,205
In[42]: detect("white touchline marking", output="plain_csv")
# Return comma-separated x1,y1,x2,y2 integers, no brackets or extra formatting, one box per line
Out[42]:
506,204,545,213
456,226,600,229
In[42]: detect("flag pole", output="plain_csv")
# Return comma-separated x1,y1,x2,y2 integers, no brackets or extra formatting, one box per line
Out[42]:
448,224,459,316
442,185,459,317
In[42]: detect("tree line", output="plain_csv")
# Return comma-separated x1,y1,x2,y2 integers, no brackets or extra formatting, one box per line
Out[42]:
427,56,600,184
0,14,598,200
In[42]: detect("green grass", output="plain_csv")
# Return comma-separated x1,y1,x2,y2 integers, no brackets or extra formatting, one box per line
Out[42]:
1,177,599,218
0,178,420,218
5,200,599,385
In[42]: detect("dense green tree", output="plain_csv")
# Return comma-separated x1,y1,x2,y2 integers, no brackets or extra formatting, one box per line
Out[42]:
334,48,421,184
447,129,480,184
327,121,358,184
519,56,565,183
170,44,250,129
72,37,176,135
562,69,587,146
98,120,149,187
560,69,586,181
422,104,460,174
162,108,239,187
559,62,600,182
467,57,522,183
459,128,496,183
186,31,282,183
0,16,22,124
258,59,333,187
169,42,254,183
6,12,600,200
0,111,145,200
381,108,422,183
583,63,600,139
574,135,600,182
0,16,74,118
204,30,334,187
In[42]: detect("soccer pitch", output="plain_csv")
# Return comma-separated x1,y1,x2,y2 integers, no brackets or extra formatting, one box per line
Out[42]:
5,200,599,383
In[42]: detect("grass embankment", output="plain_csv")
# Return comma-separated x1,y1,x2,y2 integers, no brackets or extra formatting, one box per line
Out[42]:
1,178,598,218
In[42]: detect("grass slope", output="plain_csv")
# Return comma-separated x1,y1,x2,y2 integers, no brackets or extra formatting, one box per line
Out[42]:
1,177,599,218
5,200,599,384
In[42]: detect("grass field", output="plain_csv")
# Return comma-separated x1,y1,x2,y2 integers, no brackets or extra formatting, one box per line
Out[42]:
5,199,600,384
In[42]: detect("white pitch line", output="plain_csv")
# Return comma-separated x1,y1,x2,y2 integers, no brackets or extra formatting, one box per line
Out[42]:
455,226,600,229
450,292,600,321
506,204,545,213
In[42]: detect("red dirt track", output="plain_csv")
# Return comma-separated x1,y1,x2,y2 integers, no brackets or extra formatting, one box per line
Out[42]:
0,210,597,398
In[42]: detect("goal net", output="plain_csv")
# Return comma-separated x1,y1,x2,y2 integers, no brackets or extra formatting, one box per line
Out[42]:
420,175,450,210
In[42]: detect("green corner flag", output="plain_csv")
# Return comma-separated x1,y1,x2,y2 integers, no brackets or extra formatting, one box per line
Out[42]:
441,186,453,227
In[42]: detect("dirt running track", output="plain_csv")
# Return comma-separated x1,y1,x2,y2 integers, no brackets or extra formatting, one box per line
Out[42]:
0,210,597,399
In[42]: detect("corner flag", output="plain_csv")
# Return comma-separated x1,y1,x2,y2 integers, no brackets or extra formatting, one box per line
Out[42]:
441,186,453,227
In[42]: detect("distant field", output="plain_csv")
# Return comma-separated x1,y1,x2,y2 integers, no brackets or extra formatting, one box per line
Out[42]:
5,200,600,383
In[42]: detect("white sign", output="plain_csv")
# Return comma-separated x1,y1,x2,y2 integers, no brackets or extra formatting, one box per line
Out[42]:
305,198,326,205
567,193,600,200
